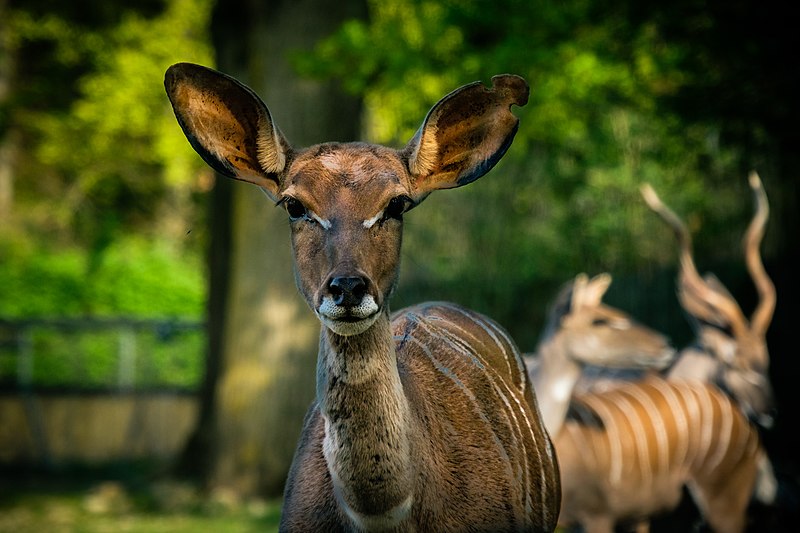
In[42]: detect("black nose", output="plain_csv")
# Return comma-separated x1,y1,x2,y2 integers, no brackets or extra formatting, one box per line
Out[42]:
328,276,367,307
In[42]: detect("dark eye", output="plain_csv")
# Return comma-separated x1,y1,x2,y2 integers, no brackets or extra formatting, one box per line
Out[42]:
284,197,308,220
383,196,409,221
591,318,609,326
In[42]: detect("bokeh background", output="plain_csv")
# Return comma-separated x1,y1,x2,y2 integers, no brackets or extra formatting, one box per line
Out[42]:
1,0,797,531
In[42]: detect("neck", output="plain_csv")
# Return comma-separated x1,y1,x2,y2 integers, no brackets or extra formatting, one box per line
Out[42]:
532,337,582,435
315,310,415,527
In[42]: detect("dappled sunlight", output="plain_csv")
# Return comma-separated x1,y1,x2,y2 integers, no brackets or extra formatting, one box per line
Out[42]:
217,360,279,417
259,298,318,362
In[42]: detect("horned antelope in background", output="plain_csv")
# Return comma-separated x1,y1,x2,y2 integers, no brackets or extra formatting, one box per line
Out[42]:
640,173,776,430
527,273,768,532
165,63,560,532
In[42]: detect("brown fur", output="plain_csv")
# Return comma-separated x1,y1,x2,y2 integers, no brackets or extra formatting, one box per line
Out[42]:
165,63,560,532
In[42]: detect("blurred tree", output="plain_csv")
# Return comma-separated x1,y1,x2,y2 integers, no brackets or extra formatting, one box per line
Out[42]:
0,0,14,222
175,0,368,498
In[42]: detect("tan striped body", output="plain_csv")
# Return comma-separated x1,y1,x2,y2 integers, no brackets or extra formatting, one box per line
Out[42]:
528,273,765,533
557,377,762,533
393,303,559,529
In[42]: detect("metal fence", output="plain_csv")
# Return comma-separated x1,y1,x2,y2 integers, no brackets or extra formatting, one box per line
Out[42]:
0,317,205,466
0,317,206,392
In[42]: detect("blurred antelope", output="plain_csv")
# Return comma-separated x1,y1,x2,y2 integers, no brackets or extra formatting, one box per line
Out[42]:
527,273,768,532
524,273,676,431
165,63,560,532
641,173,776,429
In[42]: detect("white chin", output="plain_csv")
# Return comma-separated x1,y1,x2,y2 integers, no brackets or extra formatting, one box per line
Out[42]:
320,314,379,336
317,294,380,336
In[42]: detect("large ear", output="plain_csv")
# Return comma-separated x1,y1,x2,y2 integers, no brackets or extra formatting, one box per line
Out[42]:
164,62,290,200
583,273,613,307
403,74,529,201
570,273,612,310
569,273,590,310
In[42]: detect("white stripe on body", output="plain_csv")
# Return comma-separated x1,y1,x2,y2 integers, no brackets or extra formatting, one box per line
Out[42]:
397,306,553,526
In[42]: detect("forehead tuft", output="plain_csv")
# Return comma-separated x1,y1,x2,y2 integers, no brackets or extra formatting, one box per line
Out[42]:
317,150,347,174
290,143,407,189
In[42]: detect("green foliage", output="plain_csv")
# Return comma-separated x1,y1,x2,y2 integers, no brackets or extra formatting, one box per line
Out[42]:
0,236,204,318
297,4,744,257
0,325,205,389
86,237,205,317
1,1,213,387
0,243,86,316
5,0,213,249
0,236,205,389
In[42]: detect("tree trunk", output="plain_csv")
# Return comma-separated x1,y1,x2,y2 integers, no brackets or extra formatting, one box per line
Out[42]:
177,0,367,498
0,0,17,220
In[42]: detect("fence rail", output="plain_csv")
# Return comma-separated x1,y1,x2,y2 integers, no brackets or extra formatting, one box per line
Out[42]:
0,317,205,467
0,317,206,391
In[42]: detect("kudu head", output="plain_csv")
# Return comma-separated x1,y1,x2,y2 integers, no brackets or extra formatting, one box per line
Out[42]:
641,173,776,427
539,272,676,370
529,272,675,433
164,63,528,337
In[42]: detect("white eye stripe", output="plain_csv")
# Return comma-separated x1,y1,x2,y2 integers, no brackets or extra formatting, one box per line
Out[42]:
363,211,383,228
311,213,332,229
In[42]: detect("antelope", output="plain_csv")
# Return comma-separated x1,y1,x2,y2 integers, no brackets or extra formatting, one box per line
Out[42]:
524,273,677,430
640,173,776,430
164,63,560,532
527,272,768,532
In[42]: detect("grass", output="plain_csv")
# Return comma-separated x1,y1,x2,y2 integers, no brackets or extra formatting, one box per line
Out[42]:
0,468,281,533
3,472,792,532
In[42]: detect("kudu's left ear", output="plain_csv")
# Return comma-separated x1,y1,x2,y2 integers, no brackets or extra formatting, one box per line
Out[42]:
404,74,529,201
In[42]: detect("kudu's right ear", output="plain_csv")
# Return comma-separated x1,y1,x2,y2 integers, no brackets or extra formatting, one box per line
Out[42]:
164,62,290,200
